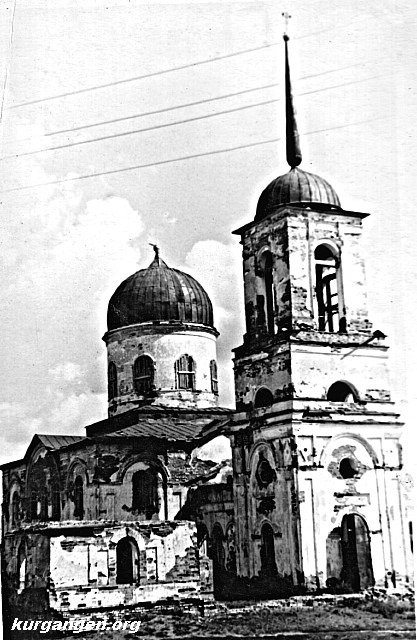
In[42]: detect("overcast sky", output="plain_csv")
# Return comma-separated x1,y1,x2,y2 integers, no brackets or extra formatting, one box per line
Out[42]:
0,0,415,467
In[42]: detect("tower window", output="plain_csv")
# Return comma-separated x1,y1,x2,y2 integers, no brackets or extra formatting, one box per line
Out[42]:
264,251,275,334
133,355,154,394
327,381,358,403
74,476,84,519
175,354,196,390
108,362,118,400
254,387,274,408
132,469,158,518
11,491,20,527
314,244,341,333
210,360,218,394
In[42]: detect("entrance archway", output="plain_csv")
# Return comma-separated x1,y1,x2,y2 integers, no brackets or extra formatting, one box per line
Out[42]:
341,514,374,591
116,536,138,584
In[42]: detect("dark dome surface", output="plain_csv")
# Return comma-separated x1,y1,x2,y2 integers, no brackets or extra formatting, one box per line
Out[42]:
255,167,340,221
107,256,214,331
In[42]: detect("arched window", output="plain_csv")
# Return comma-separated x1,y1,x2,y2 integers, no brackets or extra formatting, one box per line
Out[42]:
30,491,38,521
314,244,342,332
212,524,225,569
17,543,26,592
175,354,196,390
210,360,218,395
260,523,277,575
116,536,139,584
133,355,154,394
132,469,159,518
327,381,357,403
264,251,275,334
11,491,20,527
74,476,84,519
254,387,274,408
51,482,61,520
108,362,118,400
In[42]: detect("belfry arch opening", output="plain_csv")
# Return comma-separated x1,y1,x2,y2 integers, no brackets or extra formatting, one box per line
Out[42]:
314,244,344,333
258,251,275,335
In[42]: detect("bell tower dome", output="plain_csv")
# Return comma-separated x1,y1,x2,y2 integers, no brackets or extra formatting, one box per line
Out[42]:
103,246,219,416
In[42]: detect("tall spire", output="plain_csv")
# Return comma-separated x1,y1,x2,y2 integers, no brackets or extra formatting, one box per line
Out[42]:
283,28,302,168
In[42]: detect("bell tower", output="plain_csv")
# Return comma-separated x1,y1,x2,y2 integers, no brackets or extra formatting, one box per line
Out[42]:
229,32,411,594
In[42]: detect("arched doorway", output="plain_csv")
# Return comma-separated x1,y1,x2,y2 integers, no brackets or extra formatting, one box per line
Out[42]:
260,523,277,575
116,537,139,584
341,514,374,591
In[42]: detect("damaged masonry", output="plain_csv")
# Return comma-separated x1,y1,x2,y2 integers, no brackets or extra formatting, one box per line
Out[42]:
1,34,413,618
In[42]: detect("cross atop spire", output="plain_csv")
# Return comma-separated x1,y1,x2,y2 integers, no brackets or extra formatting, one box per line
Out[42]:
282,11,291,36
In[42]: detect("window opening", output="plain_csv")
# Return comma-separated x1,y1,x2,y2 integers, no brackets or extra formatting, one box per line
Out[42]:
315,244,340,332
133,355,154,394
116,536,139,584
108,362,117,400
260,523,277,575
74,476,84,519
254,388,273,408
132,469,159,518
210,360,218,394
175,354,196,390
51,483,61,520
17,543,26,592
11,491,20,527
264,252,275,334
339,457,358,479
327,381,357,403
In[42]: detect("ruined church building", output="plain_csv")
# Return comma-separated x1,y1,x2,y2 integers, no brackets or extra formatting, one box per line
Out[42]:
2,35,413,614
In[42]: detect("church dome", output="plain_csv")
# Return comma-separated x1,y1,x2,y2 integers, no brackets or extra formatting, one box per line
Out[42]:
255,167,341,221
107,254,214,331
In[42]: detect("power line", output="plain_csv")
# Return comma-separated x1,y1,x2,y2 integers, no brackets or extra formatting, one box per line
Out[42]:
1,98,279,159
8,60,368,145
1,74,385,161
8,42,280,109
8,82,280,141
0,115,389,195
7,15,371,110
3,60,367,146
0,0,17,124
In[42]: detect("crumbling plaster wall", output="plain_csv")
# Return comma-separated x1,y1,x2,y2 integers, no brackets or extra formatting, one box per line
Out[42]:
105,324,218,415
291,342,392,402
230,426,301,584
297,431,412,590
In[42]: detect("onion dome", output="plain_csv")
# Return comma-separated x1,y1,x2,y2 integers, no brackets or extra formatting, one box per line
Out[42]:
255,167,341,221
107,249,214,331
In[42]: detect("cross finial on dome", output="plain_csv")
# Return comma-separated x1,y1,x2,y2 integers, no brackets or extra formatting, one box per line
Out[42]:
282,21,302,169
149,243,159,261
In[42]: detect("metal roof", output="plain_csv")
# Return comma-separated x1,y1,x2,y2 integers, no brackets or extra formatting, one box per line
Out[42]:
99,415,229,442
107,255,214,331
36,434,85,449
255,167,341,222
